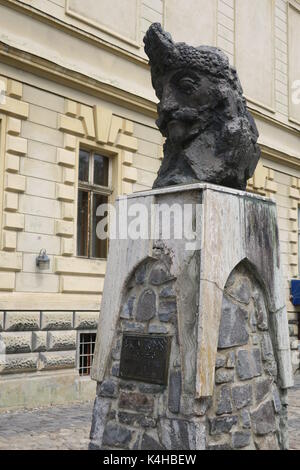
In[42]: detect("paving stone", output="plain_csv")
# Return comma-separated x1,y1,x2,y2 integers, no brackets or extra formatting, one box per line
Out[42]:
90,398,110,446
209,416,238,435
261,333,274,362
119,391,154,414
193,397,212,417
226,351,235,369
119,380,136,391
149,263,174,286
215,354,226,369
216,385,232,415
159,286,176,299
148,323,168,334
232,431,251,449
168,370,181,414
254,433,279,450
111,338,122,360
138,416,157,428
272,385,282,413
264,358,278,379
136,289,156,322
236,348,262,380
138,383,164,394
256,378,271,403
118,410,157,429
118,411,140,426
135,263,147,285
141,433,165,450
227,277,251,304
159,418,198,450
111,362,120,377
250,311,257,333
252,334,259,345
120,296,135,319
158,300,177,322
102,422,132,448
250,401,276,436
215,369,234,384
218,296,249,349
254,294,268,331
121,321,145,333
98,379,118,398
207,442,232,450
240,409,251,429
232,384,253,410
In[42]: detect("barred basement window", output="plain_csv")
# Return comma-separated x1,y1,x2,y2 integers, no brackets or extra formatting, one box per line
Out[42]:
79,332,97,376
77,148,112,259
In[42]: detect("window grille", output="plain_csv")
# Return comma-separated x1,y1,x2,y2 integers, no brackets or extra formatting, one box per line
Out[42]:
78,332,97,376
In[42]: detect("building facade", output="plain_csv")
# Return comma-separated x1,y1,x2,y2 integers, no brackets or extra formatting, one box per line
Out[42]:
0,0,299,410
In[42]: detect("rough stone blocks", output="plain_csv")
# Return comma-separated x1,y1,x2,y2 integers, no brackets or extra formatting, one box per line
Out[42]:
47,331,76,351
5,312,40,331
41,312,73,330
74,312,99,330
0,332,32,354
39,351,76,370
0,353,38,374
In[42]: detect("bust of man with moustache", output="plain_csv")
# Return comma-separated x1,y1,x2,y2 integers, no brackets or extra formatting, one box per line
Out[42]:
143,23,261,191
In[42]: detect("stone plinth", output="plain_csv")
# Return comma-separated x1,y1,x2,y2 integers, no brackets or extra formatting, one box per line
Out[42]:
89,183,293,450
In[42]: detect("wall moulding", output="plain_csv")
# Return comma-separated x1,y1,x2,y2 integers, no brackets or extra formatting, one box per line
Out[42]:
56,99,138,293
65,0,141,49
0,43,157,119
0,0,147,65
235,0,276,114
0,77,28,273
288,0,300,126
0,293,101,311
249,105,300,137
259,144,300,171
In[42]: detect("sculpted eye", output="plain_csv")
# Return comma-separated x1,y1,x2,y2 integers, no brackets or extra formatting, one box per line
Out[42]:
178,77,196,91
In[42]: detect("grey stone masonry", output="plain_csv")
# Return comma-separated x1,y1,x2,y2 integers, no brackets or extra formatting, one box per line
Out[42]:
90,186,293,451
89,254,190,450
90,256,288,450
207,264,286,450
90,255,289,450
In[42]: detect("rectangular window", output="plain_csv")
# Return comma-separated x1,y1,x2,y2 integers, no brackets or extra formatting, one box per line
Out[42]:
77,148,111,259
78,332,97,376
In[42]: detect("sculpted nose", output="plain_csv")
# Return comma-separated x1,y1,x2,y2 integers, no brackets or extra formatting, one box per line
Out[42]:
159,86,178,114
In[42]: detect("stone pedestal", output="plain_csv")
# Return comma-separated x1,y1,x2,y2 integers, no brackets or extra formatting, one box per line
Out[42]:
89,183,293,451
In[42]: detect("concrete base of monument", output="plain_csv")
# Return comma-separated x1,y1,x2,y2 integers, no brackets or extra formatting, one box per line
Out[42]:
89,183,293,450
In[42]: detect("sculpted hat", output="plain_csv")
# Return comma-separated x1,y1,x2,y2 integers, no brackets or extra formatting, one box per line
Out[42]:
143,23,232,85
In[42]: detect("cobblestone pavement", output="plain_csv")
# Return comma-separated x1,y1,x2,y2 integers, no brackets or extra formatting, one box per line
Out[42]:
0,375,299,450
0,402,93,450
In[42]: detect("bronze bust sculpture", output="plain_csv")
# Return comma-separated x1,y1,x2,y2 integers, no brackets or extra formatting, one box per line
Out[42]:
143,23,261,190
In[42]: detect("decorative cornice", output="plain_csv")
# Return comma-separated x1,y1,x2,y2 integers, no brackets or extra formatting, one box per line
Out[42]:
0,0,148,67
248,105,300,138
0,42,157,118
260,143,300,170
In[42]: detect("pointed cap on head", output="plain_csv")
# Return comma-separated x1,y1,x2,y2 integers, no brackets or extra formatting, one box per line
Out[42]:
143,23,231,85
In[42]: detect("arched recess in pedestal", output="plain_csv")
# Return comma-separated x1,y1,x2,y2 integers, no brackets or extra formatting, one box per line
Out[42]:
206,259,284,450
